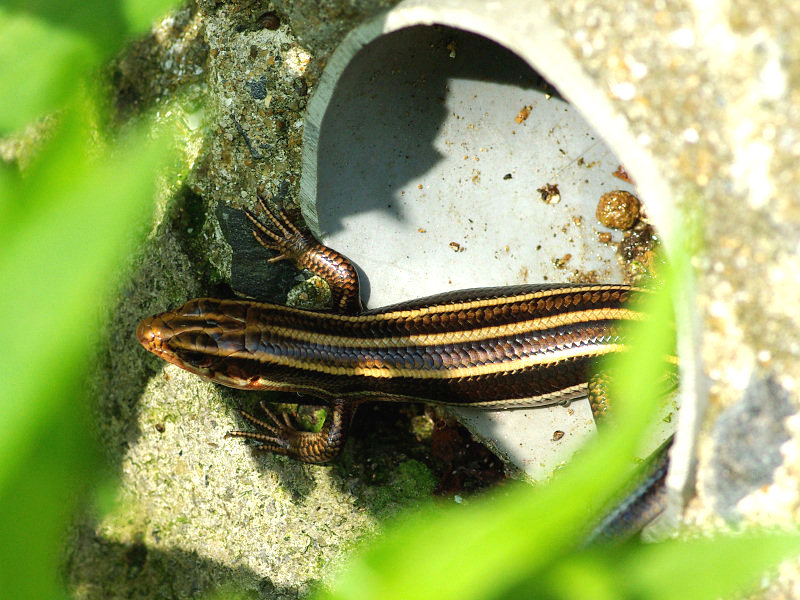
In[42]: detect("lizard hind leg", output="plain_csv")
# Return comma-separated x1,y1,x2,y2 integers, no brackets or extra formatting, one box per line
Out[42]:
226,399,359,464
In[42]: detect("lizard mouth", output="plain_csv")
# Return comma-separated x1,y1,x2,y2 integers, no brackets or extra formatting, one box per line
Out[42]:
136,315,166,355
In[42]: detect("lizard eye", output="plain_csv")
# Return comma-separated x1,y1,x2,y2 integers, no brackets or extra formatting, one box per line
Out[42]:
175,349,214,369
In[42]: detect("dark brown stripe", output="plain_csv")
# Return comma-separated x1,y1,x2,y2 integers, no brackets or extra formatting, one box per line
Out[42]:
169,285,635,340
204,352,598,406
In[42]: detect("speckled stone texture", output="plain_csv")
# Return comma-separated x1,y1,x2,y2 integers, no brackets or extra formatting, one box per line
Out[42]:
546,1,800,594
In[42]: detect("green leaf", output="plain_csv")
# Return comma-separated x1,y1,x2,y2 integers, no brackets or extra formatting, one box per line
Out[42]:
0,102,178,595
0,10,99,130
623,531,800,600
0,1,183,132
0,1,184,596
536,530,800,600
122,0,183,33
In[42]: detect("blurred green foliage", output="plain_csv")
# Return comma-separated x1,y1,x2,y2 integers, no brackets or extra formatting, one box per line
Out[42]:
0,1,178,132
0,1,181,597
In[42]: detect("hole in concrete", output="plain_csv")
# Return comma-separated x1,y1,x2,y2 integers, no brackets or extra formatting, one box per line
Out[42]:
305,25,637,306
301,23,666,480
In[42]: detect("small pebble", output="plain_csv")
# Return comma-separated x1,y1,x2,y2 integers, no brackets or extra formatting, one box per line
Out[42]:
596,190,640,230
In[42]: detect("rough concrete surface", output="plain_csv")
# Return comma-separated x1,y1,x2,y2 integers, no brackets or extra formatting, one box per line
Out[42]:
546,1,800,595
64,0,800,598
